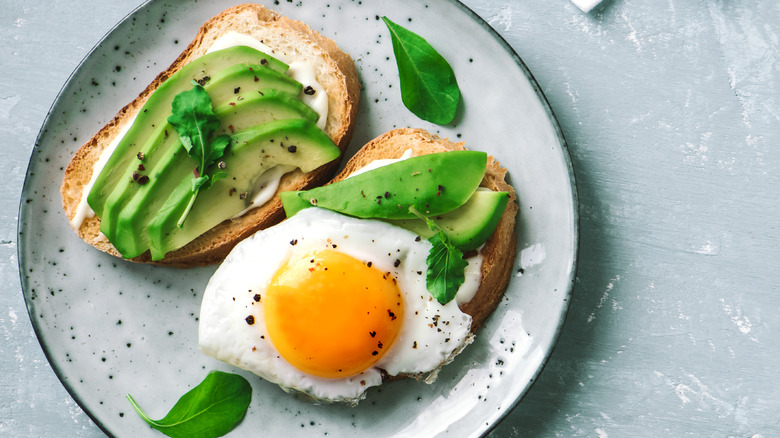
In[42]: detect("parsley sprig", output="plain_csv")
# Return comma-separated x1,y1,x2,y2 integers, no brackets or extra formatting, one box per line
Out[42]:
167,82,230,228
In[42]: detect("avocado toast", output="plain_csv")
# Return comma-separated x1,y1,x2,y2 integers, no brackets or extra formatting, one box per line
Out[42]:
60,4,360,266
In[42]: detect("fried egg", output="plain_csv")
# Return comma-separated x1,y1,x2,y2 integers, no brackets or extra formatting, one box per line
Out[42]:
198,207,477,403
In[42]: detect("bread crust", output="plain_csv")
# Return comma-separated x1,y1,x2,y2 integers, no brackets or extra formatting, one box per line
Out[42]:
328,128,519,332
60,4,360,267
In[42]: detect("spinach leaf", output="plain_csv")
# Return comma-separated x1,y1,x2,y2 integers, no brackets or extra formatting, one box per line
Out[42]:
426,231,469,305
127,370,251,438
167,83,230,228
382,16,460,124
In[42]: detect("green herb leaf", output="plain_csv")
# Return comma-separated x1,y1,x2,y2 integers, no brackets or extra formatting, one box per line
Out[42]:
167,83,230,227
426,231,469,305
382,16,460,124
126,370,252,438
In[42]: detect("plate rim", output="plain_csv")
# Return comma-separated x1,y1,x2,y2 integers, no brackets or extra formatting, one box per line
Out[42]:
448,1,579,434
17,0,580,436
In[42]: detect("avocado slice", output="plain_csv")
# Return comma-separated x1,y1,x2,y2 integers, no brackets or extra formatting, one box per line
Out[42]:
201,63,303,105
88,46,288,218
280,151,488,220
97,65,303,248
107,89,320,258
144,119,339,260
386,189,510,252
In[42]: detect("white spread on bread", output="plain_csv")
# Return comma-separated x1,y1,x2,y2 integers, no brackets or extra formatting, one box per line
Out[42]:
206,31,328,130
346,148,415,178
230,164,296,219
70,32,329,231
69,121,132,230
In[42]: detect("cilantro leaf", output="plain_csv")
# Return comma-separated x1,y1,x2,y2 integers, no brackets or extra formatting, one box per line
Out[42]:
167,83,230,227
426,231,469,305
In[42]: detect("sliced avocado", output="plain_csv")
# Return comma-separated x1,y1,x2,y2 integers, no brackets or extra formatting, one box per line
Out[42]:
99,66,303,250
145,119,339,260
108,89,320,258
386,189,510,252
205,63,302,104
281,151,487,220
88,45,287,218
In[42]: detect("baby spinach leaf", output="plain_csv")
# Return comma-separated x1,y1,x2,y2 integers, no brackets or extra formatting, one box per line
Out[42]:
382,16,460,124
167,83,231,228
127,370,251,438
426,231,469,305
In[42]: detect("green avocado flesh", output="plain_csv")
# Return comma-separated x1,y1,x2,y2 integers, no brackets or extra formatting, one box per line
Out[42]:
145,119,339,260
385,189,509,252
280,151,508,252
281,151,488,220
88,46,287,216
88,45,339,260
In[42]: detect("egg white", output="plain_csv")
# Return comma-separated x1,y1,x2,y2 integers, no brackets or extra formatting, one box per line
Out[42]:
198,207,474,403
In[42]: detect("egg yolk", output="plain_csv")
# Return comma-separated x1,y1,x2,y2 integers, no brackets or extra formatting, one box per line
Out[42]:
264,249,404,379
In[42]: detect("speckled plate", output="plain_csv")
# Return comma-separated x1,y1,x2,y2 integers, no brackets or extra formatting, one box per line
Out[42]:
18,0,577,437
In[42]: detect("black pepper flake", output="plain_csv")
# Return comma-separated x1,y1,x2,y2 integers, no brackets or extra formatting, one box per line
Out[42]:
388,310,397,320
260,58,268,65
136,152,144,160
384,191,391,199
138,164,145,171
371,351,378,356
196,76,210,86
229,188,236,196
239,192,248,200
366,261,373,268
218,161,227,170
378,341,383,349
303,85,316,95
253,294,261,302
254,76,259,82
131,171,149,185
415,236,422,242
234,86,241,94
369,331,376,337
287,145,297,153
412,341,417,349
245,315,255,325
290,239,298,246
394,259,401,268
417,270,423,275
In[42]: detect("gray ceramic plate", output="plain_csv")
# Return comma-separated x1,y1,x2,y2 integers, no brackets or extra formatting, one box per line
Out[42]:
19,0,577,437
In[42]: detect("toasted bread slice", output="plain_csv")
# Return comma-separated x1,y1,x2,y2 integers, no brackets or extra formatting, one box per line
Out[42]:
60,4,360,266
329,128,518,332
